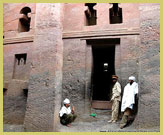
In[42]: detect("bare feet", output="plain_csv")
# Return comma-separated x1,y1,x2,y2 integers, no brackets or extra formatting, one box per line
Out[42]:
108,120,112,123
66,124,72,127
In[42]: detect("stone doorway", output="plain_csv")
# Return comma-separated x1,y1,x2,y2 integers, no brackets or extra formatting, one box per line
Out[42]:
92,45,115,100
91,45,115,109
86,38,120,109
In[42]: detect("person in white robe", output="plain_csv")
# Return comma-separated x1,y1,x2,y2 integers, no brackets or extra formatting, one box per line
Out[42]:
59,98,77,127
120,76,138,129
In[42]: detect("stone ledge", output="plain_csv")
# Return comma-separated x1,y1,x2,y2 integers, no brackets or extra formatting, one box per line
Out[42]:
3,35,34,45
63,28,140,39
3,28,140,45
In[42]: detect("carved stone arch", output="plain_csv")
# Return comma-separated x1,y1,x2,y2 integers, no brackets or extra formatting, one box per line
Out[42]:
18,7,31,32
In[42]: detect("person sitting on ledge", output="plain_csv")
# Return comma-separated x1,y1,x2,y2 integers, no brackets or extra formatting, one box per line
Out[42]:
59,98,77,127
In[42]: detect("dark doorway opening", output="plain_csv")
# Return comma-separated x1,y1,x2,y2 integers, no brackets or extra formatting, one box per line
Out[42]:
92,45,115,101
86,38,120,109
3,88,7,96
23,89,28,98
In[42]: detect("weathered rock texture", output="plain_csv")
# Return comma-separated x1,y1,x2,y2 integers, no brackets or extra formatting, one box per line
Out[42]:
3,3,36,126
134,3,160,129
3,3,160,132
23,3,63,131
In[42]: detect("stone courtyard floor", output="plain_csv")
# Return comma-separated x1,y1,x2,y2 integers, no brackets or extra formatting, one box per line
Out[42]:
4,109,159,132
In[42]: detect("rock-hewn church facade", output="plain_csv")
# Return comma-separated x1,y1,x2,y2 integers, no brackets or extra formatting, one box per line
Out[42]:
3,3,160,131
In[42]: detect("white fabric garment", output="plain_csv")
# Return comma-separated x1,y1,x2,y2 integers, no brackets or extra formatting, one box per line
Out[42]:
121,82,138,112
129,76,136,81
59,105,72,117
63,98,70,104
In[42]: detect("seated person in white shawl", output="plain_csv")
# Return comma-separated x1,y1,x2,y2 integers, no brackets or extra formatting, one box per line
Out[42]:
59,98,77,127
120,76,138,129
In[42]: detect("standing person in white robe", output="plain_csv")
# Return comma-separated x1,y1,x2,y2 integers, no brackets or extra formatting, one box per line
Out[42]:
59,98,77,127
120,76,138,129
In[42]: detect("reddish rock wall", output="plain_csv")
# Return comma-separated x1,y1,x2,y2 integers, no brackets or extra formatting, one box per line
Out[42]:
3,3,36,38
3,3,35,126
3,3,160,132
3,42,33,124
24,3,63,131
134,3,160,129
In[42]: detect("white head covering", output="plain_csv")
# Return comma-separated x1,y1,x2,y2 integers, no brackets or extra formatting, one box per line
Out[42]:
129,76,136,81
63,98,70,104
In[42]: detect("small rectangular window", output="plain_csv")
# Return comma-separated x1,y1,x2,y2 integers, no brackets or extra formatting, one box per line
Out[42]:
85,3,97,26
109,3,123,24
15,53,27,65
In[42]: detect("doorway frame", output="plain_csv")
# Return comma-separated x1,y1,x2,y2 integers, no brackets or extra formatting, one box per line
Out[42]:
85,38,121,109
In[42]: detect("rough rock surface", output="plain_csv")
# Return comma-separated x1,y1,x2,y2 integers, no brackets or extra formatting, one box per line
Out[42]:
133,3,160,129
24,3,63,131
3,3,160,132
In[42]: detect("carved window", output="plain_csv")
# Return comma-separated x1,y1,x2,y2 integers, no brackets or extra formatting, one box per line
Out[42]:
3,88,7,96
15,53,27,65
18,7,31,32
23,89,28,97
109,3,123,24
85,3,97,26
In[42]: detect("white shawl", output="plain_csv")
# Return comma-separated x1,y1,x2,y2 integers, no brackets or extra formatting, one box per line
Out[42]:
59,106,72,117
121,82,138,112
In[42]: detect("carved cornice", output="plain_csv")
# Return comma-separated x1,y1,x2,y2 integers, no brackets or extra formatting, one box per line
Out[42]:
3,28,140,45
63,28,140,39
3,35,34,45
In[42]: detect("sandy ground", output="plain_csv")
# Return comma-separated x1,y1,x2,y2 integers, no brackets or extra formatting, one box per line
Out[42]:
4,109,159,132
